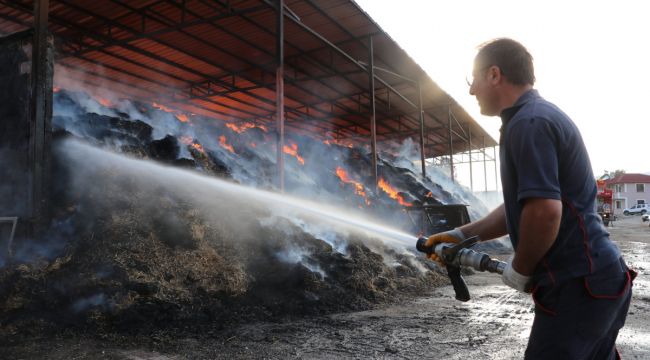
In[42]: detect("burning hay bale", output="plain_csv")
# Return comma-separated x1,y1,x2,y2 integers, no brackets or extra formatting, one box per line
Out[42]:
0,88,486,337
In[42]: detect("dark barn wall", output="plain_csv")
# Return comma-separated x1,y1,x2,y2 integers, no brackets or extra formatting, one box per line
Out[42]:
0,29,53,246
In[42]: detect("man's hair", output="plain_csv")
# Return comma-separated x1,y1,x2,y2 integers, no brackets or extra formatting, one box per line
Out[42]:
476,38,535,86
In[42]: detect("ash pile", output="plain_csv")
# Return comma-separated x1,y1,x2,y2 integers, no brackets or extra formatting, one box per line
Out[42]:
0,89,488,337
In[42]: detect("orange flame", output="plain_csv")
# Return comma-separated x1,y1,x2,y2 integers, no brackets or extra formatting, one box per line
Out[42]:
324,138,354,148
335,166,370,205
226,122,268,134
152,102,174,113
191,143,205,154
152,102,190,123
96,97,112,107
378,177,412,206
219,135,235,153
179,136,205,154
283,142,305,165
53,86,61,93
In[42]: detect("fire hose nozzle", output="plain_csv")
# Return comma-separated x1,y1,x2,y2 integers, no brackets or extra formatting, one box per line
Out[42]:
455,247,506,275
416,236,505,274
415,235,507,301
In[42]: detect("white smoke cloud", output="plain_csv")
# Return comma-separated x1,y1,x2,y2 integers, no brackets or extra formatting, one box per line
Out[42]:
260,214,349,255
274,247,326,278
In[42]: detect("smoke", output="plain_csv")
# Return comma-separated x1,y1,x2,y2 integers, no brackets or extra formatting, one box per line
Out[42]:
377,139,490,214
260,215,349,255
2,214,74,268
51,83,477,218
58,139,416,248
53,65,198,146
49,138,436,288
274,247,326,278
47,79,500,277
384,137,421,170
71,293,114,314
0,148,27,217
425,165,489,220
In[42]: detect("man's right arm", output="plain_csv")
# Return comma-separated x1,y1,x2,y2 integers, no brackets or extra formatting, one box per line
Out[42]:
458,203,508,241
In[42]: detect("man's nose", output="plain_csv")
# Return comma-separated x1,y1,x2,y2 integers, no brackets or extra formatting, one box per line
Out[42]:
469,82,475,96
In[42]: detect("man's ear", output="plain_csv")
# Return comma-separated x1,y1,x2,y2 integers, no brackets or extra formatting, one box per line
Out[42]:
488,66,502,84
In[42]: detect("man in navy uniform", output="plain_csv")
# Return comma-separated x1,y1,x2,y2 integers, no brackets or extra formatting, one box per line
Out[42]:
425,38,635,359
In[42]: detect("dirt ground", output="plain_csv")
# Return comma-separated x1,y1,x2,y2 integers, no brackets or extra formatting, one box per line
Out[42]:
2,216,649,359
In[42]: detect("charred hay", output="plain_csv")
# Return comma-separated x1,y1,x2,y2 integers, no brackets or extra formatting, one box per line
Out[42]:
0,139,444,338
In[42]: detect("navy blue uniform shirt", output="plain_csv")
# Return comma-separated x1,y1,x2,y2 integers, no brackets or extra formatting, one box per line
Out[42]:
499,89,620,287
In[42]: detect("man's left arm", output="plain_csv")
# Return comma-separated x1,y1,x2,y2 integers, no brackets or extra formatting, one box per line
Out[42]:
512,197,563,275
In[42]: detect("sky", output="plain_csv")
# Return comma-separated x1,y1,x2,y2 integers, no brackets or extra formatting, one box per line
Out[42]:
354,0,650,190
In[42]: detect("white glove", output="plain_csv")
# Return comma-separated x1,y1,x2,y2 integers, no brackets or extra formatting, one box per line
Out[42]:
502,260,532,293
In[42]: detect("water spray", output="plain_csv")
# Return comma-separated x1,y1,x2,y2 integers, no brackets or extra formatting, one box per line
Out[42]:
60,139,416,251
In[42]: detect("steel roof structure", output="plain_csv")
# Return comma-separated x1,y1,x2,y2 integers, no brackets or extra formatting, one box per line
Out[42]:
0,0,497,189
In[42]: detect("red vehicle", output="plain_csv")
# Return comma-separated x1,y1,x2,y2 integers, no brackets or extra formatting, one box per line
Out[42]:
596,179,615,226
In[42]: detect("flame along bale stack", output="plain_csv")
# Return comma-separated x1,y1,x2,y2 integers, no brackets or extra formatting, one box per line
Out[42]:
49,89,463,219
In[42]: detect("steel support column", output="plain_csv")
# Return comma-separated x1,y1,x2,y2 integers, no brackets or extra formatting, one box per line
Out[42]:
468,127,473,191
368,35,378,188
483,136,488,192
448,106,454,182
275,0,285,192
29,0,51,233
494,146,498,190
417,82,426,179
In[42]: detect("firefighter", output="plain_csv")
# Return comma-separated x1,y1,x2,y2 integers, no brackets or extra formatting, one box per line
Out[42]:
426,38,635,359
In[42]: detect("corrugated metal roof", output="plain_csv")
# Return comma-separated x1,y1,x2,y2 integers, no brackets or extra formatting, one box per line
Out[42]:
0,0,498,156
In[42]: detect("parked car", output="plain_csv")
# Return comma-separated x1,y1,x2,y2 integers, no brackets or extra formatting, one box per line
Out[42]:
623,203,650,215
642,213,650,222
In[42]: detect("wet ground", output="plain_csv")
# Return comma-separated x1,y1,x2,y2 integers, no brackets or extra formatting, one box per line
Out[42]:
3,216,649,359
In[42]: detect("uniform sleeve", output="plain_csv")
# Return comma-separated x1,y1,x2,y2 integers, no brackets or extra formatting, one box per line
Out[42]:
508,117,561,202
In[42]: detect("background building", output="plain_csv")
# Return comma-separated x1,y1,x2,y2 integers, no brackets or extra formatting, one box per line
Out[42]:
605,173,650,214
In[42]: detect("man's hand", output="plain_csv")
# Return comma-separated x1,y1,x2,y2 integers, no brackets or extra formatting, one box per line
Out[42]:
425,228,466,264
502,260,532,293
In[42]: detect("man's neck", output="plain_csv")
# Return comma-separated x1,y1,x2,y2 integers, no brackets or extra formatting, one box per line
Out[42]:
499,84,534,112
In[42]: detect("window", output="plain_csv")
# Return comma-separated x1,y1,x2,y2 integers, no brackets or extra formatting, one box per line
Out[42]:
615,200,623,209
614,184,624,193
637,184,645,192
638,200,646,205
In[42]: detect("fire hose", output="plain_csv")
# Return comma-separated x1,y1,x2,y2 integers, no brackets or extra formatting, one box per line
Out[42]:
416,235,506,302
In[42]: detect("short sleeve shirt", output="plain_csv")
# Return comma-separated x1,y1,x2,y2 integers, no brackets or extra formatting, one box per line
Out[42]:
499,90,620,286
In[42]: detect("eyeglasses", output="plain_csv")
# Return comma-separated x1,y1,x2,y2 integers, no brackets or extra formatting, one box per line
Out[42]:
465,65,493,86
